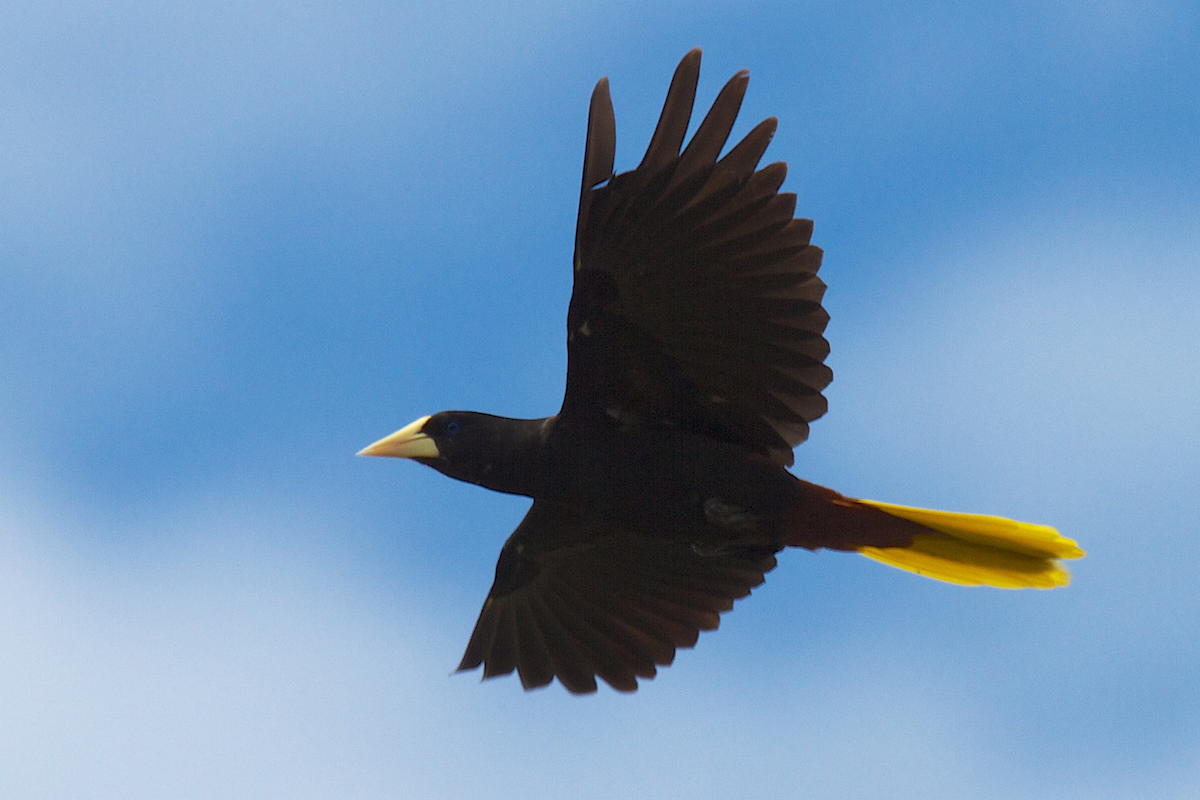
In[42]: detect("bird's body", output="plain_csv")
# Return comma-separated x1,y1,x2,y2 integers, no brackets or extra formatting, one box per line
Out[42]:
360,49,1084,694
417,411,922,552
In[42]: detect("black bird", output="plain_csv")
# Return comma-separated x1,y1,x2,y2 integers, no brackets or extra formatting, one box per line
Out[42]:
360,49,1084,694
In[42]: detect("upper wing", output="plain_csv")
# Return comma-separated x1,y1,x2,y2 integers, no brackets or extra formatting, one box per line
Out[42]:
563,49,831,466
457,500,778,694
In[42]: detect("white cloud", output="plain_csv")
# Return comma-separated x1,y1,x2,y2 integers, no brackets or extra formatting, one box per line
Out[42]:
821,193,1200,495
1,456,1195,798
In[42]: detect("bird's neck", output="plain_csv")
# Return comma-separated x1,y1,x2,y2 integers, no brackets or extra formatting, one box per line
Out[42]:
436,416,552,497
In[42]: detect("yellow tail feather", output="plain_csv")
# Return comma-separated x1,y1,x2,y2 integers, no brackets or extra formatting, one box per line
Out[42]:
855,500,1085,589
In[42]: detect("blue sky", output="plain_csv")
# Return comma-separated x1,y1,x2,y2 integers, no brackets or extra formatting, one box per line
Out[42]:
2,1,1199,796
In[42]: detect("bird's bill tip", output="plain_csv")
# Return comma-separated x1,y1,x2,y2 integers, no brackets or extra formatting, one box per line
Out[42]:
357,415,440,459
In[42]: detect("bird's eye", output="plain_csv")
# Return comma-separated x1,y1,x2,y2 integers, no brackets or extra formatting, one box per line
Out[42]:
446,421,460,435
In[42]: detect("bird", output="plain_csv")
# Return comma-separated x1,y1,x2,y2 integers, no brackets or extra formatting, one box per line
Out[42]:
359,49,1084,694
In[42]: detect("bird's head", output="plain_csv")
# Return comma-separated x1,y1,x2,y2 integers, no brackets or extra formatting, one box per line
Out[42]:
358,410,545,495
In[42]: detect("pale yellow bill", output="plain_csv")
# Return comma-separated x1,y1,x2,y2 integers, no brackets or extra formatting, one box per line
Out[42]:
357,415,440,459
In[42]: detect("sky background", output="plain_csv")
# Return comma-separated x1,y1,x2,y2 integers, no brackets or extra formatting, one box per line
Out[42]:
2,1,1199,797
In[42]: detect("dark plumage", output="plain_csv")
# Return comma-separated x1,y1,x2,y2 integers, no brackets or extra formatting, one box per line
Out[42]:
360,49,1083,694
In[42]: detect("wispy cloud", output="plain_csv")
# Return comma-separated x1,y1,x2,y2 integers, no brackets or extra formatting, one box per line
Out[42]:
1,2,1198,796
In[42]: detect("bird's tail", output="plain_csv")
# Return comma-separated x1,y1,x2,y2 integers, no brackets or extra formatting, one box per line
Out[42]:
854,499,1085,589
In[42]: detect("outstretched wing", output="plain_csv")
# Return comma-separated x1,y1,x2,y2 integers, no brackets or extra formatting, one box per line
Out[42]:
457,501,778,694
563,48,831,467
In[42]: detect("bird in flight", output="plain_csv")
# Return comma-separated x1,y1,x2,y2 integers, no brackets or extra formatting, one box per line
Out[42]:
359,49,1084,694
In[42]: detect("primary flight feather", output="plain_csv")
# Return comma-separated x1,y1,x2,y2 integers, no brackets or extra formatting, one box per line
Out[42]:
359,49,1084,694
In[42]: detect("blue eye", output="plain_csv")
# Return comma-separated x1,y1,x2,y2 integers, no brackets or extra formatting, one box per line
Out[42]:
446,421,460,435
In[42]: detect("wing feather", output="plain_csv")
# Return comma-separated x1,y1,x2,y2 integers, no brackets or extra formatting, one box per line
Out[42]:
458,501,776,693
566,51,830,466
640,48,702,172
529,592,600,694
513,596,556,689
675,69,748,180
